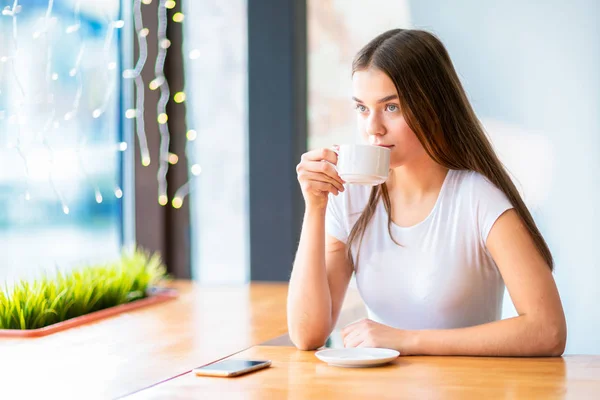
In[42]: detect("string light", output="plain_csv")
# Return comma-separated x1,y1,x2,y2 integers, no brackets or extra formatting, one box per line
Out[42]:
155,0,172,205
92,10,122,120
64,22,85,122
168,153,178,164
172,181,190,210
68,0,107,208
2,0,192,212
95,189,103,204
158,194,168,206
190,164,202,176
173,91,185,103
44,136,70,216
2,0,29,196
172,12,184,23
124,0,152,167
160,38,171,49
169,0,202,210
171,196,183,209
186,129,197,141
149,76,164,90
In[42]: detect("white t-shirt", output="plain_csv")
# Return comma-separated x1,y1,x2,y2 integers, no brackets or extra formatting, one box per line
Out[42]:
326,169,514,330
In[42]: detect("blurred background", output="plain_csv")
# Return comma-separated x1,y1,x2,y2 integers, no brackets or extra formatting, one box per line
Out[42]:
0,0,598,354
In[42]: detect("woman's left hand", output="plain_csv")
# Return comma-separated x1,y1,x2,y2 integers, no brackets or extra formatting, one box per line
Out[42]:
341,319,411,352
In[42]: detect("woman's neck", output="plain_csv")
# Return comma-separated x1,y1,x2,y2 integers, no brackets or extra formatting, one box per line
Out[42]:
386,156,449,204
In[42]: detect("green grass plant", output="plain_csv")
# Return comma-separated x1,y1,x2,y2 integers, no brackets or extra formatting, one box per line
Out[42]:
0,248,167,330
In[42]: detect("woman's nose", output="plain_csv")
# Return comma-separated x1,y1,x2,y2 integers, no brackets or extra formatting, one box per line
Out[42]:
366,113,386,137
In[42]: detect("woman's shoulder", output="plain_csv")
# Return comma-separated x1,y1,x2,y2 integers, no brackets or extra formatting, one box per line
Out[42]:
448,169,506,200
446,169,513,226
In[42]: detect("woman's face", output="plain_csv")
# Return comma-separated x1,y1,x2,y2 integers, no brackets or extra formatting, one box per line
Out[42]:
352,67,427,169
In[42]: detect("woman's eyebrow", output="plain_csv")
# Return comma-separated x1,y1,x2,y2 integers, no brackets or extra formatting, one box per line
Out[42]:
352,94,399,103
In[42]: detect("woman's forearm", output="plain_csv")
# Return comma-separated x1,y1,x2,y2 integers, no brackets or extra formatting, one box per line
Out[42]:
408,315,566,357
287,207,333,349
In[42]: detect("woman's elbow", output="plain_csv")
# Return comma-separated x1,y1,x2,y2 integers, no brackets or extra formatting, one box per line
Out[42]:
288,327,329,351
540,321,567,357
293,340,325,351
289,332,327,351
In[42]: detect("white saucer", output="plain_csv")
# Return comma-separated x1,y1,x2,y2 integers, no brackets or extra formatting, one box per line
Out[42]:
339,173,387,186
315,348,400,368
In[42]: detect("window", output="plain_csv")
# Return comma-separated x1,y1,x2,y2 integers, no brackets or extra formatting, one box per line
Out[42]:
0,0,128,282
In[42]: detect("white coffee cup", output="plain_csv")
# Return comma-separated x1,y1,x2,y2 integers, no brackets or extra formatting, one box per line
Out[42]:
336,144,391,186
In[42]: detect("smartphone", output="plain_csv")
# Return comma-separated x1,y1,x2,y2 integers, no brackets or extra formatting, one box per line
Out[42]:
193,359,272,377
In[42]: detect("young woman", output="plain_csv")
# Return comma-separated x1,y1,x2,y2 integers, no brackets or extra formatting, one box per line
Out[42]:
287,29,566,356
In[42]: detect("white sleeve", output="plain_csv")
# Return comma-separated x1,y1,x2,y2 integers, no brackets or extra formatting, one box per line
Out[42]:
325,192,349,243
474,174,514,245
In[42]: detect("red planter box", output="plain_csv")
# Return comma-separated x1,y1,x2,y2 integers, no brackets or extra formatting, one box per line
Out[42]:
0,288,178,338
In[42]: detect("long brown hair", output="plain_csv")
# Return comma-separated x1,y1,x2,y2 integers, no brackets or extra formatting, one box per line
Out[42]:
347,29,554,271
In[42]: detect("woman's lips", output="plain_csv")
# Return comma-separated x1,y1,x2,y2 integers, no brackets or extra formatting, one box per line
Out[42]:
374,144,394,148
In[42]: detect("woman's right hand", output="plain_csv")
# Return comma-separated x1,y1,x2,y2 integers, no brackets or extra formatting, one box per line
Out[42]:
296,147,346,210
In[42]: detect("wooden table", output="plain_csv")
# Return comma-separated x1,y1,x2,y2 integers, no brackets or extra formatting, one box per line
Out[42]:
0,280,364,399
125,346,600,399
1,281,286,399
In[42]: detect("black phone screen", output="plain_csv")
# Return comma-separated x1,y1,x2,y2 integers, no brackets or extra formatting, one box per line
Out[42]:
196,359,268,373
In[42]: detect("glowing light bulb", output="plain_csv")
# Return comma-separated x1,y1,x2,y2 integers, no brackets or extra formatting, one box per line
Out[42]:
172,197,183,209
142,156,151,167
168,153,179,164
115,187,123,198
191,164,202,176
157,113,168,124
160,39,171,49
149,78,163,90
119,142,128,151
172,12,184,23
186,129,197,141
165,1,176,9
158,194,168,206
125,109,137,119
173,92,186,103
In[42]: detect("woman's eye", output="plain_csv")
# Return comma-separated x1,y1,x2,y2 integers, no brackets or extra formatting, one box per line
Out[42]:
355,104,367,113
386,104,399,112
